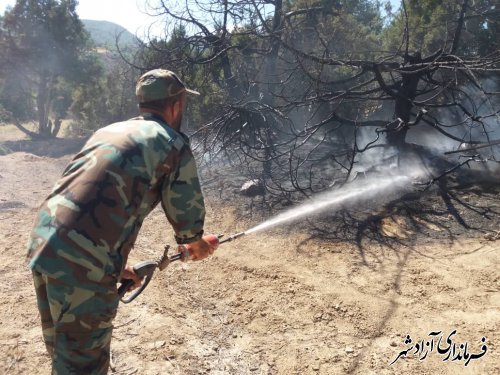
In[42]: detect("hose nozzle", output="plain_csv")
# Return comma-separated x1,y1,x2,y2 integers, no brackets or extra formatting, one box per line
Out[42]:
219,231,246,244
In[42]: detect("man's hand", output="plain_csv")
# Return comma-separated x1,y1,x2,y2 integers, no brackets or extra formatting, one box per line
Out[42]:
121,264,143,291
179,234,219,261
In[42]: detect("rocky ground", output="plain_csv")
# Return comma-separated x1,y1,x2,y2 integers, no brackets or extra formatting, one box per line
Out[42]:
0,126,498,374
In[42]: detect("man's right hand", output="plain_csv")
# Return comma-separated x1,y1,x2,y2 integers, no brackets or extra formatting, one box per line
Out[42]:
179,234,219,261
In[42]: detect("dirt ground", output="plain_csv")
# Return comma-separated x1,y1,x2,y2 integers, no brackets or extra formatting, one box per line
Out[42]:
0,126,498,375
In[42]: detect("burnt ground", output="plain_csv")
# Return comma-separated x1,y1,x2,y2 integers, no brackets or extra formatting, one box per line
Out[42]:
1,128,498,375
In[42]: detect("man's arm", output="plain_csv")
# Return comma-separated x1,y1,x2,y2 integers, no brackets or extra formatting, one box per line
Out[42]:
161,144,206,244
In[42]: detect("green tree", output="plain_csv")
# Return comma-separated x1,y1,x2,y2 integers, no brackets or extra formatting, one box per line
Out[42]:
383,0,499,56
68,52,139,133
0,0,100,137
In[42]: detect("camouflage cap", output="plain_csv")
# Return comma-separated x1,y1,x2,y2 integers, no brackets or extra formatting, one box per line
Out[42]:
135,69,200,103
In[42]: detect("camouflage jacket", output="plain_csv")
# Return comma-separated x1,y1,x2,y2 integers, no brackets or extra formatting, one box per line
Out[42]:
26,113,205,291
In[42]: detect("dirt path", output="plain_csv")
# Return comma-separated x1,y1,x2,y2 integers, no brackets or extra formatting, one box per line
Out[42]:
0,132,498,375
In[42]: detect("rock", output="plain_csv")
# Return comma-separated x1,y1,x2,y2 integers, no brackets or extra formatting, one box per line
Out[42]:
313,313,323,322
485,231,499,241
147,340,166,349
240,179,265,197
345,347,354,354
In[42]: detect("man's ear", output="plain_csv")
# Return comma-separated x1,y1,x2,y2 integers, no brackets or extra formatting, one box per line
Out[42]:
169,99,180,118
160,102,175,126
175,99,183,114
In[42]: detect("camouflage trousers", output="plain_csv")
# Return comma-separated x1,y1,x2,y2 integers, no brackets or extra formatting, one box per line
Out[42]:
32,271,119,375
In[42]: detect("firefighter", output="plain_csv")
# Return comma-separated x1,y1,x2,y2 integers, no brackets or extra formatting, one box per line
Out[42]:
26,69,218,374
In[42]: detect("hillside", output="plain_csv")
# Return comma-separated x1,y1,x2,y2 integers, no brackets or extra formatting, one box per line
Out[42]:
82,19,138,49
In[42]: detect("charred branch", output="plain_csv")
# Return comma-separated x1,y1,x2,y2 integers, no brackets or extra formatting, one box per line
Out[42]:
444,139,500,155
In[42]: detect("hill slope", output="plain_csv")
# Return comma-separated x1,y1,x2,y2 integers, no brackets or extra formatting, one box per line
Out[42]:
82,19,137,48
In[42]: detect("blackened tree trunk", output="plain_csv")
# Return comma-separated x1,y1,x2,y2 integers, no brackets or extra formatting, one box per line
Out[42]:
261,0,283,178
388,67,421,152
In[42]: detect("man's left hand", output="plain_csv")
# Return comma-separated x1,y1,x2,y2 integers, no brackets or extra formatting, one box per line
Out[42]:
121,265,143,291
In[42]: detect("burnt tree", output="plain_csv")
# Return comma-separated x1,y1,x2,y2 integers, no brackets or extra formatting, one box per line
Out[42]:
137,0,499,199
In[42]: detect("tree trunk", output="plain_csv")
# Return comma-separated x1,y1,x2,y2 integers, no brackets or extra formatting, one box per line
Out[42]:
219,49,241,99
206,34,242,100
260,0,283,178
387,68,421,152
11,118,40,139
36,74,54,137
51,118,62,137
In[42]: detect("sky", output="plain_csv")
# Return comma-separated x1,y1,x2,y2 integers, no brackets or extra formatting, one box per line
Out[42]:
0,0,159,35
77,0,157,35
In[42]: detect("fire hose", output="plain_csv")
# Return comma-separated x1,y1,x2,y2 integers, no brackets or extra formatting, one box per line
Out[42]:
118,232,246,303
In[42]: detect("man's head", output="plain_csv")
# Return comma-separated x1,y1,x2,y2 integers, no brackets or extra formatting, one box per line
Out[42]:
135,69,200,130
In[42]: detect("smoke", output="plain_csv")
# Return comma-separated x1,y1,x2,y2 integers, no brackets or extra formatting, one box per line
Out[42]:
352,126,397,177
406,127,457,153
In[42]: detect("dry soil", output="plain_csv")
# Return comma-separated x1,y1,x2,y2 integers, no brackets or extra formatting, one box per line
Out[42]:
0,127,498,375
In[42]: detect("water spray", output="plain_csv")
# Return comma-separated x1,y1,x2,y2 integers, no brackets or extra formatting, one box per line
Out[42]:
221,175,415,241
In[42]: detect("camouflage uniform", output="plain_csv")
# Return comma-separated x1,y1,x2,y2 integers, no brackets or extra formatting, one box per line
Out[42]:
27,111,205,374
